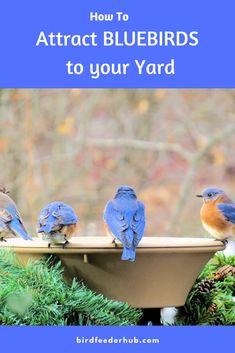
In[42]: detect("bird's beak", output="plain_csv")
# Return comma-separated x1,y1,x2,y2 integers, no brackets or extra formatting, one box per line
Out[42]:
196,194,203,198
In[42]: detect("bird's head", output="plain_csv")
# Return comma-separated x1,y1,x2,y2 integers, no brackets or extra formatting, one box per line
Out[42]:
0,185,10,194
115,185,137,199
196,187,230,203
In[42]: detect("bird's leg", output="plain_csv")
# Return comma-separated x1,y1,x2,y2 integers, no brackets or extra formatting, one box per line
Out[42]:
0,237,7,242
112,238,118,248
215,238,228,246
62,240,69,249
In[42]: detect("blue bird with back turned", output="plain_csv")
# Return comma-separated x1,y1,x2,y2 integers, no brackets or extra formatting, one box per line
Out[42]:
103,185,146,262
37,201,78,248
0,185,32,241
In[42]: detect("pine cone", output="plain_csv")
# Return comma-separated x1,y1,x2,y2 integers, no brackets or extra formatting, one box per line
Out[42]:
196,279,215,294
213,265,235,281
209,303,218,313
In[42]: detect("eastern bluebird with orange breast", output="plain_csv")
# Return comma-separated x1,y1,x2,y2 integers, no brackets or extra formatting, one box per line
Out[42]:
197,187,235,243
0,185,32,241
103,185,145,262
37,201,78,248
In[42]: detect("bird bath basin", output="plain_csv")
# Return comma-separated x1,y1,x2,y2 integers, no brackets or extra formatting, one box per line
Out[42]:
0,236,224,308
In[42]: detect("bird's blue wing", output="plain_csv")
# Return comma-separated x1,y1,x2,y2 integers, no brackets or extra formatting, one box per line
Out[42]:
217,203,235,224
54,203,78,225
38,206,49,225
4,205,32,240
38,202,78,233
131,201,145,246
103,200,128,242
0,208,13,223
0,208,12,234
37,206,52,232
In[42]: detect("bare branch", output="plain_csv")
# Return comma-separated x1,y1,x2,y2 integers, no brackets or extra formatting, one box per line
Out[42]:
168,122,235,234
34,138,192,164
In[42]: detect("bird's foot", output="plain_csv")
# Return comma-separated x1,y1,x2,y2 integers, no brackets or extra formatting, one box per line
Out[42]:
112,239,119,248
215,238,228,246
62,240,69,249
221,239,228,246
0,237,7,242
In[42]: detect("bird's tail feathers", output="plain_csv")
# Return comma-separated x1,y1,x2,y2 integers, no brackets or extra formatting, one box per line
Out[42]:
10,220,32,240
121,247,136,262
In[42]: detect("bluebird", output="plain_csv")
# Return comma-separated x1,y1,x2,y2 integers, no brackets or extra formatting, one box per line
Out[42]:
37,201,78,247
197,187,235,243
103,185,145,262
0,185,32,241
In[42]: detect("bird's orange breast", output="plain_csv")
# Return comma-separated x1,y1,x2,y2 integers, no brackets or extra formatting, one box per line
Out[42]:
200,198,235,239
200,201,228,232
61,224,77,239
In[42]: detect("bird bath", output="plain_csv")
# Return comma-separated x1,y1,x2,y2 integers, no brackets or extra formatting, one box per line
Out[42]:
0,236,224,308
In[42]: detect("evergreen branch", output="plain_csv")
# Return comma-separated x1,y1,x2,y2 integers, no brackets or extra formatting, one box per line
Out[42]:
0,249,141,326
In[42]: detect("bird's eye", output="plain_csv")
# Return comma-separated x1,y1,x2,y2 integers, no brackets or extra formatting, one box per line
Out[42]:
207,193,213,197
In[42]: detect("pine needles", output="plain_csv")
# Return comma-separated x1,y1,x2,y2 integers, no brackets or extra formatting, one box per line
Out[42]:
0,249,142,326
175,253,235,325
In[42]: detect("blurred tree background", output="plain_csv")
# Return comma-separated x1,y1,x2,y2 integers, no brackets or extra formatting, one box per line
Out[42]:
0,89,235,237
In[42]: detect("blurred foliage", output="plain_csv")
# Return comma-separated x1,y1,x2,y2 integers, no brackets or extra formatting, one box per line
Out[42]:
0,89,235,236
0,249,141,326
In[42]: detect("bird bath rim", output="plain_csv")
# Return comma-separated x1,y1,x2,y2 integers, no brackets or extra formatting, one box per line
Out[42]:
0,236,225,254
